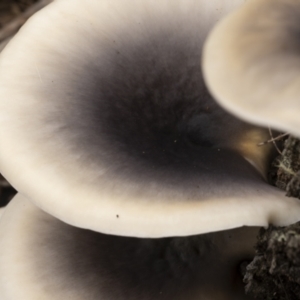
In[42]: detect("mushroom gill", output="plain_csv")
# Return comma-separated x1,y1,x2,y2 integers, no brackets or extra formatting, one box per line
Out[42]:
0,0,299,238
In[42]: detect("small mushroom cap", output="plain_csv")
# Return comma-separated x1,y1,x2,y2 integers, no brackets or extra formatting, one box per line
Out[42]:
0,194,258,300
203,0,300,137
0,0,299,237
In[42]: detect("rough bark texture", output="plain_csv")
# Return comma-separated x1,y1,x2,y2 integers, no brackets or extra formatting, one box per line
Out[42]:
244,224,300,300
245,136,300,299
269,136,300,198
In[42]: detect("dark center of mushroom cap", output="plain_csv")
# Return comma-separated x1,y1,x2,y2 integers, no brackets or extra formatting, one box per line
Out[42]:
40,29,269,192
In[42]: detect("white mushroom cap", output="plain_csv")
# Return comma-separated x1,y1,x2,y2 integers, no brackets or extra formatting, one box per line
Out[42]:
0,193,258,300
203,0,300,137
0,0,299,238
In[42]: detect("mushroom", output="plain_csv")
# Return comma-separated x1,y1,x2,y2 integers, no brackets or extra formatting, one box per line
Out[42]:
0,193,259,300
0,0,299,239
0,0,299,299
203,0,300,138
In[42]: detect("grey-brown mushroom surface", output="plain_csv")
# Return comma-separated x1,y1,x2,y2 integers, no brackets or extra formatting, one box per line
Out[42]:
0,194,257,300
0,0,299,238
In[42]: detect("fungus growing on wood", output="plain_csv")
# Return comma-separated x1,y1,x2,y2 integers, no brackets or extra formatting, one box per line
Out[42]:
1,0,300,299
0,0,299,238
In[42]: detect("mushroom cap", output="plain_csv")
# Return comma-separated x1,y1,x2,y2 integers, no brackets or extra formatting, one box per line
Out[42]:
0,193,258,300
203,0,300,137
0,0,299,237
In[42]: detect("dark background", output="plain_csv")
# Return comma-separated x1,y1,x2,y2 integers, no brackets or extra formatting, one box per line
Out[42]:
0,0,38,29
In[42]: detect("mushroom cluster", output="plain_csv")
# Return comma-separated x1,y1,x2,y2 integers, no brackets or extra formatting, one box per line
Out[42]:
0,0,299,299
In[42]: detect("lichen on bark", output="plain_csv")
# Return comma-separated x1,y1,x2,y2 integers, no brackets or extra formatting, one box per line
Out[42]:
244,224,300,300
245,136,300,299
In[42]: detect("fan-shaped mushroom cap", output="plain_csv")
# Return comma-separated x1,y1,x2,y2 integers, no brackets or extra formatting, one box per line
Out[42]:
203,0,300,137
0,194,257,300
0,0,299,238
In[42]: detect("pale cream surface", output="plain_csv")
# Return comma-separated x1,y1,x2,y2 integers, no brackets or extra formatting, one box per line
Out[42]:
203,0,300,138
